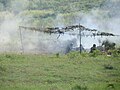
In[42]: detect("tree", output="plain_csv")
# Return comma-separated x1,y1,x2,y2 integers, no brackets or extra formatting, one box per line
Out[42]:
102,40,116,51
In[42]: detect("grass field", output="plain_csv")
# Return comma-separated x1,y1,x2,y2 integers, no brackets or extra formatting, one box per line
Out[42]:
0,52,120,90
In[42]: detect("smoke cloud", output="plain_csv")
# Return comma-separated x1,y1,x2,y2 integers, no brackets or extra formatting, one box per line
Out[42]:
0,13,77,54
0,0,120,54
76,0,120,48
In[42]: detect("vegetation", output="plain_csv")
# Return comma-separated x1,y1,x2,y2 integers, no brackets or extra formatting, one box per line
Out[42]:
102,40,116,51
0,0,119,27
0,53,120,90
0,0,106,27
0,0,120,89
0,0,105,12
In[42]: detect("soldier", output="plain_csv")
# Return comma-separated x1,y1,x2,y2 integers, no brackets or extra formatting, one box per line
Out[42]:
90,44,96,53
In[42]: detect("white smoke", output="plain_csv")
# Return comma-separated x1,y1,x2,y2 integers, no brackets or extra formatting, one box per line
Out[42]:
0,12,20,52
0,12,77,54
75,0,120,48
0,0,120,53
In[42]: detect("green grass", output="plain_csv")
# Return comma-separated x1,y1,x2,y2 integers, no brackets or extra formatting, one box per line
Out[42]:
0,53,120,90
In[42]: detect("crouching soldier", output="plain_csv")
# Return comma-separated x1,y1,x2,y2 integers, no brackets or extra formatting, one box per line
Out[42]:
90,44,96,53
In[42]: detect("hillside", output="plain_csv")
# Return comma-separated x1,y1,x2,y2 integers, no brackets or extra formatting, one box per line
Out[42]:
0,0,120,28
0,0,106,27
0,0,105,13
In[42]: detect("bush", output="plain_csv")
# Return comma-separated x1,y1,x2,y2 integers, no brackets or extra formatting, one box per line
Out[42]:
111,49,119,57
104,64,114,70
55,53,59,58
89,50,101,57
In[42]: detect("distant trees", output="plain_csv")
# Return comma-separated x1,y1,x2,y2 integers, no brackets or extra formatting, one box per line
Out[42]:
102,40,116,51
0,0,106,26
0,0,106,12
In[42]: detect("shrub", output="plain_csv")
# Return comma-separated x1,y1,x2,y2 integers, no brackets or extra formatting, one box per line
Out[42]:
104,64,114,70
102,40,116,51
111,49,119,57
89,50,101,57
107,83,115,89
56,53,59,58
